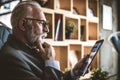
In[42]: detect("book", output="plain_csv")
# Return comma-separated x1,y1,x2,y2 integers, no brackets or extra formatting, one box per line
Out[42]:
54,14,62,41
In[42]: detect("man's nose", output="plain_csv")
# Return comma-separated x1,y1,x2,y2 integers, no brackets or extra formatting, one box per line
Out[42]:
43,25,49,33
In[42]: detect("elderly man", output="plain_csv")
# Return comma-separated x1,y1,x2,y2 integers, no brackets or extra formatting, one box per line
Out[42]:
0,1,88,80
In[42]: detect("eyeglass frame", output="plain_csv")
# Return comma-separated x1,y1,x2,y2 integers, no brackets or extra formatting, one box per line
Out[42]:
24,17,48,28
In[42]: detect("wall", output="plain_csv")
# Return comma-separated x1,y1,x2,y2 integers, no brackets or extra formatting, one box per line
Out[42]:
99,0,118,79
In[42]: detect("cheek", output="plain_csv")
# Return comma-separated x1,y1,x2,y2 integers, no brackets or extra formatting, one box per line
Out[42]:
34,24,43,35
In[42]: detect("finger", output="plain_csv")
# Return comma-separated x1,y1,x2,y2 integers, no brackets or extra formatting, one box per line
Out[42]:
40,43,45,50
43,42,50,48
81,55,89,63
38,43,48,60
36,42,46,54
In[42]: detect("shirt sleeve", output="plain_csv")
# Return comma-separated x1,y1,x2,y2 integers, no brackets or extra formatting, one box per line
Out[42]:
45,60,60,70
45,60,80,80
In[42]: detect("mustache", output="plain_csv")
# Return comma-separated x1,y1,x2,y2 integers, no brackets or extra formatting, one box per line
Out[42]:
41,33,47,39
36,33,47,39
37,33,47,44
34,33,47,46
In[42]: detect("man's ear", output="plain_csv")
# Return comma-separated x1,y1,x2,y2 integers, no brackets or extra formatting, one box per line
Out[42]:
18,19,26,31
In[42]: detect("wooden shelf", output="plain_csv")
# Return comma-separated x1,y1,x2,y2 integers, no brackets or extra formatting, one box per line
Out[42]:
88,0,99,17
44,0,55,9
73,0,87,16
88,22,99,40
80,18,87,41
68,44,82,68
53,45,68,71
64,14,80,40
56,0,72,11
43,0,100,73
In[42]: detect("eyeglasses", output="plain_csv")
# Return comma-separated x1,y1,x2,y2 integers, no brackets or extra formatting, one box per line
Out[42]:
24,17,48,27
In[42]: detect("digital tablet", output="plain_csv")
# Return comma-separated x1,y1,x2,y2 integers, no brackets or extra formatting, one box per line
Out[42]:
81,39,104,76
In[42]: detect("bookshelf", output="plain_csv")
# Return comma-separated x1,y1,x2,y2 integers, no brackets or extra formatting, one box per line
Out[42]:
54,45,68,71
64,14,80,40
42,0,100,76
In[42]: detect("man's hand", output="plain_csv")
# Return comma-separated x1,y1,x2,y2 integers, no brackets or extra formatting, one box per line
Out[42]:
36,42,56,60
72,55,90,77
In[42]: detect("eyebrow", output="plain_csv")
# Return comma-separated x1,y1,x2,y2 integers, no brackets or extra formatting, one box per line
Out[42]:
24,17,45,22
24,17,48,27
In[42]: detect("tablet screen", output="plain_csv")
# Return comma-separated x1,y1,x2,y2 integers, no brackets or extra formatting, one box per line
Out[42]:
81,39,104,76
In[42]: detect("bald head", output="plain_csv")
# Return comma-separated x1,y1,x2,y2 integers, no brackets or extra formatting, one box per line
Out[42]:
11,1,42,28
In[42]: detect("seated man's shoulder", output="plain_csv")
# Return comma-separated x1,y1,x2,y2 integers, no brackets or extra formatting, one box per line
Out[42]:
0,44,22,59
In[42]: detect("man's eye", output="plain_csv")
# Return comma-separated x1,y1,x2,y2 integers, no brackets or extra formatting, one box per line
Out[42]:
38,21,43,25
43,22,46,26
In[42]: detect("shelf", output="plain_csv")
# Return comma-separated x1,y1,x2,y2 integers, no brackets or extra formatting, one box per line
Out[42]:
42,0,100,73
73,0,87,16
88,0,99,17
87,16,99,23
68,44,82,68
80,18,87,41
53,45,68,71
88,22,99,40
55,0,72,11
44,0,55,9
44,0,72,11
64,14,80,40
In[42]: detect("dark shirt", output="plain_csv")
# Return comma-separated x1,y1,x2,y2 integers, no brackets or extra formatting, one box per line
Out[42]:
0,35,75,80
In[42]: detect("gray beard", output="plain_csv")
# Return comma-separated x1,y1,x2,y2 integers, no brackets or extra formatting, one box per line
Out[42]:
26,30,39,46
